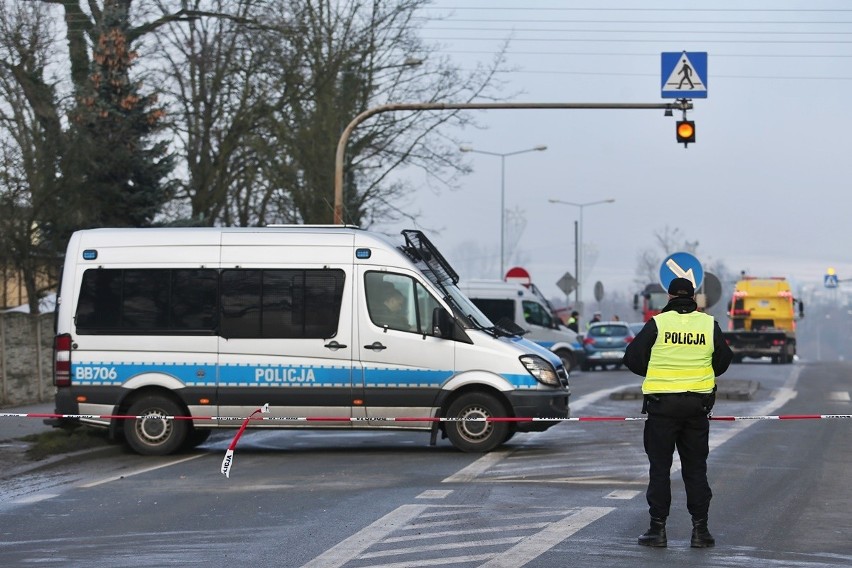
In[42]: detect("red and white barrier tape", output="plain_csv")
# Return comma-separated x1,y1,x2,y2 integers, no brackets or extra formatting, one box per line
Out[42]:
4,412,852,422
4,410,851,478
221,404,268,478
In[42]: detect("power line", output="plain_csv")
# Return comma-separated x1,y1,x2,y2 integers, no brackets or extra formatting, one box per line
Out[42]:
422,35,852,44
444,50,852,59
425,26,852,36
496,69,852,80
425,6,852,13
416,17,852,25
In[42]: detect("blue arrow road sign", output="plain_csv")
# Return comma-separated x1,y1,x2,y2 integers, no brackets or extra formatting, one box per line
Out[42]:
660,252,704,291
662,52,708,99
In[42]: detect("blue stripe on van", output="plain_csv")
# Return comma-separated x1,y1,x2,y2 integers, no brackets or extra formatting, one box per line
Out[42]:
221,364,349,387
70,363,542,390
363,368,453,388
71,362,217,386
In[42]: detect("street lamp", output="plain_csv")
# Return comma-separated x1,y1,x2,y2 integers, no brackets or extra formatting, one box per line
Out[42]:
548,198,615,311
460,144,548,276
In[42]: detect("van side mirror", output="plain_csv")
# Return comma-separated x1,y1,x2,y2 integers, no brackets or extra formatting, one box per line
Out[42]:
432,307,455,338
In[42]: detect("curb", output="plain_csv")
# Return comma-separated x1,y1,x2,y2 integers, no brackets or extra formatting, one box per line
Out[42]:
2,444,121,480
609,380,761,401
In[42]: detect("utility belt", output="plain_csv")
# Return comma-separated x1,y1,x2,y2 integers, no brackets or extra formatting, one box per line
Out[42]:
641,386,717,416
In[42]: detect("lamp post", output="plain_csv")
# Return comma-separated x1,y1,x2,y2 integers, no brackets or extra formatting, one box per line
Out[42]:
460,145,548,276
548,198,615,311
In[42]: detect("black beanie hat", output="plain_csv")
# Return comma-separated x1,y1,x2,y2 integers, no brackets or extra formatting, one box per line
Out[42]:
668,277,695,298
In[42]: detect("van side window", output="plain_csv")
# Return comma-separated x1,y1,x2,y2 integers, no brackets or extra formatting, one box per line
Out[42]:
221,269,344,339
415,282,442,335
365,272,439,334
522,300,553,327
76,269,218,334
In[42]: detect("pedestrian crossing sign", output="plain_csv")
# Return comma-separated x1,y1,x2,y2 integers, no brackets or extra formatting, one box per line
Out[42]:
661,52,708,99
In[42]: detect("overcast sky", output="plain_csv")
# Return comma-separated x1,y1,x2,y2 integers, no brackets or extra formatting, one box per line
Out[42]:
379,0,852,306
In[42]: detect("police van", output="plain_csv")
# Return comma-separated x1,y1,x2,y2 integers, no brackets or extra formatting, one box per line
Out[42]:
50,226,570,455
458,280,585,373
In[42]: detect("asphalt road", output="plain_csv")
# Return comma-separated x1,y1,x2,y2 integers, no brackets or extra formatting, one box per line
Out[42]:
1,360,851,567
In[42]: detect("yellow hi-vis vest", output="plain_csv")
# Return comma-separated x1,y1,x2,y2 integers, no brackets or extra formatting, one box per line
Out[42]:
642,310,716,394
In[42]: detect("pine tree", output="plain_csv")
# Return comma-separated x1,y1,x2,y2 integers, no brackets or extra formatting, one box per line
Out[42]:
66,1,173,228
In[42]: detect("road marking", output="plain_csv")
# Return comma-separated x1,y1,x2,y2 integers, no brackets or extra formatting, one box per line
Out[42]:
478,507,613,568
301,505,612,568
358,536,523,559
358,554,495,568
605,489,642,500
829,391,851,401
486,477,644,485
301,504,428,568
79,454,204,488
12,493,59,505
416,489,452,499
442,449,514,483
442,385,629,484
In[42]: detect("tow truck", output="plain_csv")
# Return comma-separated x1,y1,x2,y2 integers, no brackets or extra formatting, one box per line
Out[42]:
723,276,804,364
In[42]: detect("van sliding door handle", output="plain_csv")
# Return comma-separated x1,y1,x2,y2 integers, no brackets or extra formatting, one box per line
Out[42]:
324,341,347,350
364,341,387,351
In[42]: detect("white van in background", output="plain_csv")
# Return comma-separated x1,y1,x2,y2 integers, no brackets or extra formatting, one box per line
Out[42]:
49,227,570,455
458,280,585,373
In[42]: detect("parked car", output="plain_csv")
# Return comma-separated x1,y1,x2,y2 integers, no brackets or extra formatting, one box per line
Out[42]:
581,321,636,371
629,322,646,336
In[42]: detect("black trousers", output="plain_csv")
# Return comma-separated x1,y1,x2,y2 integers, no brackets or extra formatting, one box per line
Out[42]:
643,394,712,520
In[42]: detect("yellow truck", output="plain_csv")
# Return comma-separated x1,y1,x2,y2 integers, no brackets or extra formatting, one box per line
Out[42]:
724,276,804,364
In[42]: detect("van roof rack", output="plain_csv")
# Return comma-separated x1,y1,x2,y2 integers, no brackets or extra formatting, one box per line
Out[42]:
400,230,459,285
265,224,361,229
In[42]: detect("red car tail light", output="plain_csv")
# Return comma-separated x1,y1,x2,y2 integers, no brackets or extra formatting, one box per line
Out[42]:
54,334,72,387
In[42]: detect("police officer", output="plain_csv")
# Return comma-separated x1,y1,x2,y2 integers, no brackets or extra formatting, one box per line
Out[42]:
566,310,580,333
623,277,733,548
587,311,602,330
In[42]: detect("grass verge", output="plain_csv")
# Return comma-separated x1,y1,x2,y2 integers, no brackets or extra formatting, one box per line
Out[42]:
22,426,111,461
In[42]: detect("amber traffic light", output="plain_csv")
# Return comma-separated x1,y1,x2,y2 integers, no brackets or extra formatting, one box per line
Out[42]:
676,120,695,147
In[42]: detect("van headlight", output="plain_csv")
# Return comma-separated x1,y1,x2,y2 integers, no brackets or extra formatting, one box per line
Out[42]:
519,355,561,387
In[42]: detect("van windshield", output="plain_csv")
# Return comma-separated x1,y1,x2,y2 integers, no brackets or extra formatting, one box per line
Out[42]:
444,285,492,327
443,285,523,337
398,229,518,337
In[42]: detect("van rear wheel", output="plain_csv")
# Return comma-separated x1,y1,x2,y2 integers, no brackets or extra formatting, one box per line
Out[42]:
123,395,189,456
445,392,509,453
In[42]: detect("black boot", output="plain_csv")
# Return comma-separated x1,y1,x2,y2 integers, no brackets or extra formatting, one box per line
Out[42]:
691,517,715,548
638,517,667,547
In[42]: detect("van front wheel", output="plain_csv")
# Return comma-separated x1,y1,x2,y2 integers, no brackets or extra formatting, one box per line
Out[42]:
445,392,509,453
123,395,189,456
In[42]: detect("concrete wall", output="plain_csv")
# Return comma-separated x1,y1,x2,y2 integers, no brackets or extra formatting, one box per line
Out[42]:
0,312,54,407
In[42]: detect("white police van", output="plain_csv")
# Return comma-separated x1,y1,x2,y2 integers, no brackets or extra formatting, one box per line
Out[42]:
50,227,570,455
458,280,585,373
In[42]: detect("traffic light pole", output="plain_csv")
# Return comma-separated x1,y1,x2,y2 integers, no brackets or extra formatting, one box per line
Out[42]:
333,100,693,225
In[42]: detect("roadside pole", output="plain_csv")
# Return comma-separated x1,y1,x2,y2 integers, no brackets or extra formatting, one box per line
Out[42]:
332,100,693,225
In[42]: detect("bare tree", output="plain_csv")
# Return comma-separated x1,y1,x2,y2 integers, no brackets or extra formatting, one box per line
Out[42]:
0,0,238,308
0,1,64,312
262,0,505,226
153,0,276,226
154,0,505,228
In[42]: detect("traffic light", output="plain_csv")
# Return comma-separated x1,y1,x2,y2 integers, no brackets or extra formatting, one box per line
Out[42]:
676,120,695,147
